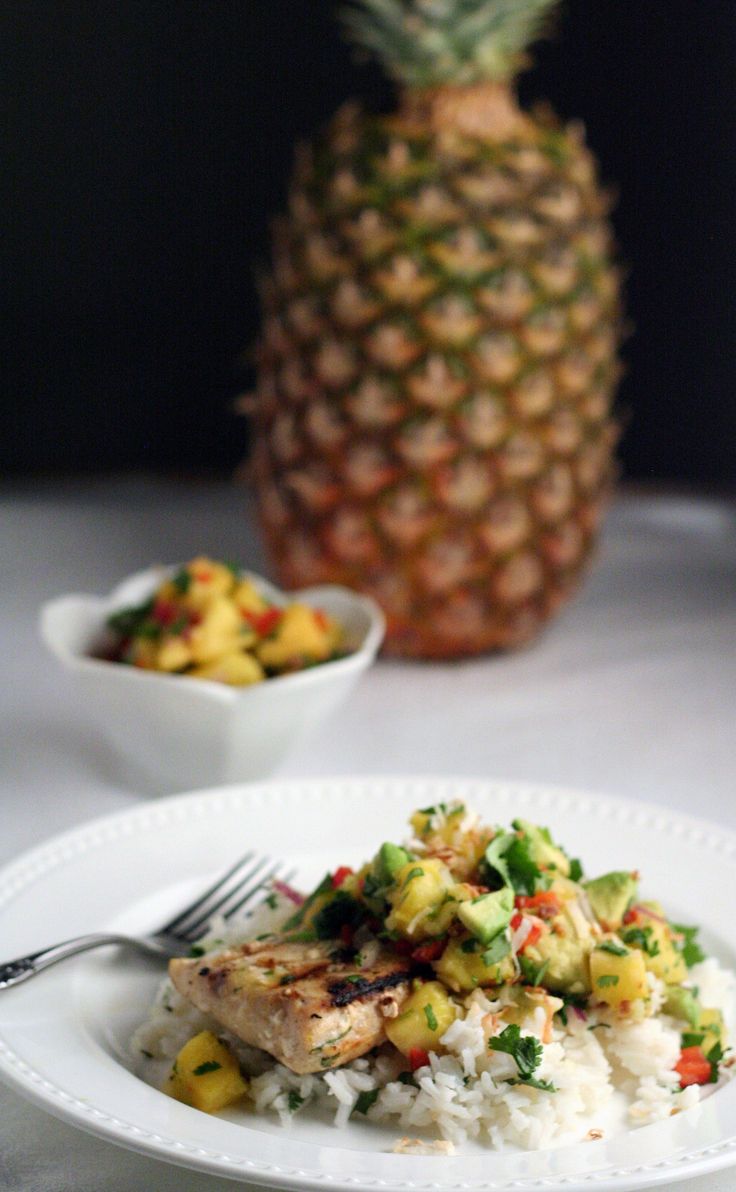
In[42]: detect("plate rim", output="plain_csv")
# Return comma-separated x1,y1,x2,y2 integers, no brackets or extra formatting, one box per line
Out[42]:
1,773,735,1192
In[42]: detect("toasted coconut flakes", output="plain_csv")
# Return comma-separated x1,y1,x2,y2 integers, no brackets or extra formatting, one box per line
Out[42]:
586,1128,604,1141
392,1137,456,1156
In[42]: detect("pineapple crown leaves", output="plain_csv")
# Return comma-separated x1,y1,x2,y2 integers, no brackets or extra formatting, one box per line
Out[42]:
340,0,560,88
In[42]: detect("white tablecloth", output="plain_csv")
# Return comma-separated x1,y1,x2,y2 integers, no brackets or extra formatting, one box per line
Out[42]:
1,477,735,1192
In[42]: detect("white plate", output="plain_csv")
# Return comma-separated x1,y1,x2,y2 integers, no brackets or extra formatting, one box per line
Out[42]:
0,776,735,1191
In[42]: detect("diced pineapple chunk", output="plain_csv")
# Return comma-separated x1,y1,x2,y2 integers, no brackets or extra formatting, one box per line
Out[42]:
410,803,466,845
433,935,516,992
165,1030,248,1113
698,1007,727,1051
156,635,192,672
256,603,336,669
590,941,648,1008
232,579,269,616
385,858,455,939
188,596,242,664
184,557,236,606
189,651,265,686
626,903,688,984
385,981,457,1057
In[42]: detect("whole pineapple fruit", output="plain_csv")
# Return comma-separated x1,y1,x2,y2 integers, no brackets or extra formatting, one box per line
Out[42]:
248,0,621,658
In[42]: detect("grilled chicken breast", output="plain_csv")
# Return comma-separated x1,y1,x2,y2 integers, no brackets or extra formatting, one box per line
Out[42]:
169,936,412,1074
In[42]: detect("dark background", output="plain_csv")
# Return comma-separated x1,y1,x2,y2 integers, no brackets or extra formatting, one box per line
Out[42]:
4,0,735,486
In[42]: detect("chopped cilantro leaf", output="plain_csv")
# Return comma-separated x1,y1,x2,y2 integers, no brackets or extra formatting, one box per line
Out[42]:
460,936,478,954
672,923,706,968
507,1074,557,1092
505,833,544,895
483,831,513,889
107,598,154,638
596,974,619,988
312,891,365,940
483,830,545,896
397,1071,417,1087
568,858,584,882
597,941,628,957
188,944,206,958
424,1004,438,1031
707,1041,724,1083
283,929,318,943
529,958,550,986
621,925,660,957
482,934,511,967
193,1061,222,1076
135,620,162,639
352,1089,379,1116
287,1090,304,1112
402,867,425,888
171,569,192,594
682,1032,705,1049
489,1024,555,1091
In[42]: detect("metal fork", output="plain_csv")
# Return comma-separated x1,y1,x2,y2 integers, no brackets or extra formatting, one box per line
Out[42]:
0,850,296,990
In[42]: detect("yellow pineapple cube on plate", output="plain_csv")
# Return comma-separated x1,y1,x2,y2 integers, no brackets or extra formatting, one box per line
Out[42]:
165,1030,248,1113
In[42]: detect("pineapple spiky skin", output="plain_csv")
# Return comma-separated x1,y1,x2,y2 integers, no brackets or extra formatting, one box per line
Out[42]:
249,85,621,659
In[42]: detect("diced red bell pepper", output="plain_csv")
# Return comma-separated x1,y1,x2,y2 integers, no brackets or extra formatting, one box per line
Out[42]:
515,892,561,920
313,609,329,631
408,1047,430,1072
243,607,282,637
511,912,542,953
675,1046,712,1087
152,598,179,626
331,866,353,889
193,567,213,583
411,938,447,964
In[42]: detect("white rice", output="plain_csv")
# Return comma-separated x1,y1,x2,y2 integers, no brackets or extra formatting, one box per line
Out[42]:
130,895,735,1151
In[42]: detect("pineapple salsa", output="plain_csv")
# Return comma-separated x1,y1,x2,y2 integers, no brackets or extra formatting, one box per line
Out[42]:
103,556,343,685
159,803,731,1119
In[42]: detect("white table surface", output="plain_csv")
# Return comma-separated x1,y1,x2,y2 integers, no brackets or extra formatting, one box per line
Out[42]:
1,476,735,1192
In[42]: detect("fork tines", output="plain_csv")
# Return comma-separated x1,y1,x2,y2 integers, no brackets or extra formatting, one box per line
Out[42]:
160,852,288,943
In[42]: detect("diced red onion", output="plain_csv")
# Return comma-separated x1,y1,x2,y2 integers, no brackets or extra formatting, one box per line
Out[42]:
272,879,304,906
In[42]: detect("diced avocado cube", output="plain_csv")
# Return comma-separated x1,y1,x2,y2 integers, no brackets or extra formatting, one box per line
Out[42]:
663,984,700,1027
583,871,638,930
512,818,570,876
375,842,411,884
524,930,592,995
457,886,514,945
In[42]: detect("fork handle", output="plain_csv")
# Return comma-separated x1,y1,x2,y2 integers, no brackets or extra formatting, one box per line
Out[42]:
0,933,167,989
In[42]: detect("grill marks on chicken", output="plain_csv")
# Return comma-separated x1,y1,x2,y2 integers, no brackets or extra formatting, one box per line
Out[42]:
169,936,412,1075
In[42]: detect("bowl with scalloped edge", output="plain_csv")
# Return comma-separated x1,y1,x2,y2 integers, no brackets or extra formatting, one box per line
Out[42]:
39,565,385,793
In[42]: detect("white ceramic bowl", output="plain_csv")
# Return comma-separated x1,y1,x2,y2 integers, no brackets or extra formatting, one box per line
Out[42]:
39,566,385,793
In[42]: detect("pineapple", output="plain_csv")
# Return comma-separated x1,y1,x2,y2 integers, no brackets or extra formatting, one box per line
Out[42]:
246,0,621,658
